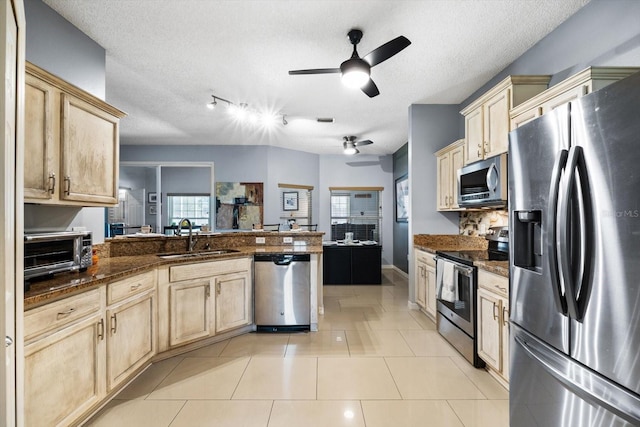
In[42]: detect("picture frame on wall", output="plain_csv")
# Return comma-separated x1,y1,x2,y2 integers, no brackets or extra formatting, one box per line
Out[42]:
395,174,409,222
283,191,299,211
149,205,157,215
148,192,157,203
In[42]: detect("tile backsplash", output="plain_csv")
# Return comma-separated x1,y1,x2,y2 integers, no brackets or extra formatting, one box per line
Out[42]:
459,210,508,236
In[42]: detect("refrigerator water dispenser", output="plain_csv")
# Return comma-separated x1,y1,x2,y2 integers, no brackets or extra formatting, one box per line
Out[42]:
513,210,542,272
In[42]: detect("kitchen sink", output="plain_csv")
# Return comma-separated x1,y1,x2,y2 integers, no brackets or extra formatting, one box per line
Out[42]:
157,249,240,259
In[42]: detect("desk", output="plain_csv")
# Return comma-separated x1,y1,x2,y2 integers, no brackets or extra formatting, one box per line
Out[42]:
323,244,382,285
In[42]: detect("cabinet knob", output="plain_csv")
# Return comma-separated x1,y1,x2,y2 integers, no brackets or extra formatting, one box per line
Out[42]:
64,176,71,195
492,302,499,321
48,173,56,194
502,306,509,326
110,314,118,334
5,336,12,347
97,318,105,340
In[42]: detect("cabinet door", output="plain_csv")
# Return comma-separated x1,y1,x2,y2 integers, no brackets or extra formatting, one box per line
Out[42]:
501,297,510,382
351,246,382,284
24,73,56,201
477,288,501,371
436,152,451,210
425,264,437,319
415,262,426,309
483,89,511,158
24,314,105,427
464,107,484,164
106,291,155,391
60,93,119,205
169,280,212,347
541,84,590,114
511,107,542,130
215,271,252,334
449,145,464,209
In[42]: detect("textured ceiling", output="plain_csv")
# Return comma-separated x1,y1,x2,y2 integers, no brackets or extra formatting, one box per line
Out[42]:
43,0,590,155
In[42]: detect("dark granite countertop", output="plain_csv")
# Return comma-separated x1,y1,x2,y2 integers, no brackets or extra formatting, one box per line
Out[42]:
25,245,323,310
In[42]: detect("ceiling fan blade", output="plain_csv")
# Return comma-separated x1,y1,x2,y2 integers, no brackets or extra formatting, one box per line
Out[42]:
363,36,411,67
361,78,380,98
355,139,373,147
288,68,341,75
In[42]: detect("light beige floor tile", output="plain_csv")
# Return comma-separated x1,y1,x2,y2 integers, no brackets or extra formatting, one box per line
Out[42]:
268,400,364,427
399,330,460,357
179,340,230,358
323,296,342,312
361,400,464,427
233,357,317,399
323,286,358,297
449,354,509,400
385,357,486,399
448,399,510,427
408,309,437,330
346,329,414,357
219,332,290,357
115,357,183,400
84,399,185,427
147,357,249,400
285,331,350,357
170,400,272,427
338,296,383,309
378,298,412,312
318,311,370,331
317,357,401,400
364,311,423,330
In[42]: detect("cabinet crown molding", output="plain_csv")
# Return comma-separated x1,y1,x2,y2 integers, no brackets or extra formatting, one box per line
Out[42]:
460,75,551,116
434,138,465,157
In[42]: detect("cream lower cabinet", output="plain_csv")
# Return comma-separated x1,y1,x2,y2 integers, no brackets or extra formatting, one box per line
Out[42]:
24,61,125,206
414,249,437,320
435,139,464,211
477,269,509,386
159,257,253,350
24,289,106,427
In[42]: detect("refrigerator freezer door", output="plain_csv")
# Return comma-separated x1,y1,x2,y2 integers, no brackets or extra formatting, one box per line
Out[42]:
508,106,571,354
568,71,640,395
511,324,640,427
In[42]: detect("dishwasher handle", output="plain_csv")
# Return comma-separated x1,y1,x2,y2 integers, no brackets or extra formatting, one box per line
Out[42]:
254,254,311,264
274,255,294,265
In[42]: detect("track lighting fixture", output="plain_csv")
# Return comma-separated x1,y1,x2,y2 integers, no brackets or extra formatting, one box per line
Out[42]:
206,93,286,129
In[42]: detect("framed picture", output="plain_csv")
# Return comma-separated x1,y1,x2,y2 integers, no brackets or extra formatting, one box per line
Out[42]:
148,192,157,203
149,205,157,215
283,191,299,211
395,174,409,222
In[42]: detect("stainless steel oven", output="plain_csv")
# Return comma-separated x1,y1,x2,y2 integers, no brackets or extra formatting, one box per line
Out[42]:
435,255,484,368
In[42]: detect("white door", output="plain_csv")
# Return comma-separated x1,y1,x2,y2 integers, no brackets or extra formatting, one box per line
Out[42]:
1,1,25,426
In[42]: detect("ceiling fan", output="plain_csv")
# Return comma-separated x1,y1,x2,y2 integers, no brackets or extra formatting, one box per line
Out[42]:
289,29,411,98
343,135,373,155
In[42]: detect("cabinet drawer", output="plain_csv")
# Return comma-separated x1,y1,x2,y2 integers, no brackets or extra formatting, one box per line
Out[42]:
478,269,509,298
108,270,155,305
415,250,436,267
169,257,251,282
25,288,102,342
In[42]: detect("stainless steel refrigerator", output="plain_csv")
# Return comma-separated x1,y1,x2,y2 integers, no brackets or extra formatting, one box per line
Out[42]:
508,71,640,426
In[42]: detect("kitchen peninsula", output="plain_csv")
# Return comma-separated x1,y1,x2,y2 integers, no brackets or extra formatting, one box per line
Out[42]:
23,231,323,427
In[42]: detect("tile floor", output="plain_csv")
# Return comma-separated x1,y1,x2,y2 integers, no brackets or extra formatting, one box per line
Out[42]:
85,270,509,427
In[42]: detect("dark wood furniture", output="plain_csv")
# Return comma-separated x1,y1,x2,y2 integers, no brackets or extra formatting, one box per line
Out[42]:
323,244,382,285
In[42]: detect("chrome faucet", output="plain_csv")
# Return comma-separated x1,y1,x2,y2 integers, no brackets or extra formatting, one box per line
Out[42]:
178,218,198,252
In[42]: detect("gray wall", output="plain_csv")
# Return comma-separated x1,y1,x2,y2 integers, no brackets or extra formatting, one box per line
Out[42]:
393,143,409,273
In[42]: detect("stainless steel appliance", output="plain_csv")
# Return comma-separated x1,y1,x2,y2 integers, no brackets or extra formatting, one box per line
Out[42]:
457,153,507,208
24,231,93,282
435,227,509,368
509,71,640,426
254,254,310,332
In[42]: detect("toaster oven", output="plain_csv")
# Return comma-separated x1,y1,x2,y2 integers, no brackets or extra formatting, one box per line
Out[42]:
24,231,93,281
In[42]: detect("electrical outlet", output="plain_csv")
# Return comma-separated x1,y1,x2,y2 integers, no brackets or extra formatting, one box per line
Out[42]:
283,236,293,244
255,237,266,244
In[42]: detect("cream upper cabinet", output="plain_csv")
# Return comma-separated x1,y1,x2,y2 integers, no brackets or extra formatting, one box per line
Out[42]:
461,75,550,165
24,61,126,206
510,67,640,129
215,270,252,334
435,139,464,211
24,288,107,427
414,249,436,320
477,269,509,386
106,286,156,391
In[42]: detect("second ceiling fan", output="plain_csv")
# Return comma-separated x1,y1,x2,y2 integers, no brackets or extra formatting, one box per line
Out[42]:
343,136,373,155
289,29,411,98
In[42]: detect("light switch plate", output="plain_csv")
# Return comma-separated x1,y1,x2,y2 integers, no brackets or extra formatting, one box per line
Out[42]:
283,236,293,244
255,237,266,244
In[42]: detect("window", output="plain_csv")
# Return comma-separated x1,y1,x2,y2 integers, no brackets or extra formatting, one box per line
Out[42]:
329,188,382,242
167,194,211,226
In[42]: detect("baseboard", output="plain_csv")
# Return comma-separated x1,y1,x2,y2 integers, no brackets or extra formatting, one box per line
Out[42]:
407,301,420,310
382,264,409,278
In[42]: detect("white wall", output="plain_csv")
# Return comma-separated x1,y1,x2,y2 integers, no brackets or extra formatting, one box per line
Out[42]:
318,154,394,265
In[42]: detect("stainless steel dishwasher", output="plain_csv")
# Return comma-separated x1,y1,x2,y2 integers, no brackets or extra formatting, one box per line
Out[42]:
254,254,310,332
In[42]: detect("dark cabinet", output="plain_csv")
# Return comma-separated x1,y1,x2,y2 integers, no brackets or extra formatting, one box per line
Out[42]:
323,245,382,285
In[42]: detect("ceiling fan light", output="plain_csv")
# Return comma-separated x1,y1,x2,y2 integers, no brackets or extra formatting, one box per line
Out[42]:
340,59,370,88
344,141,359,155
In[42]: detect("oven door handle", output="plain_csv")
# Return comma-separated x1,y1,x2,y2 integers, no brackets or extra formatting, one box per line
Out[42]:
454,264,474,278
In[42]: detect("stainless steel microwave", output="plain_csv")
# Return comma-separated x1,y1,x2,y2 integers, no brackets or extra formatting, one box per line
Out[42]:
457,153,507,208
24,231,93,281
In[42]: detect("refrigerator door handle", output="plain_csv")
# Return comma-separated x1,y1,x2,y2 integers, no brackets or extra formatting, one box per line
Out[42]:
547,149,569,315
515,329,640,425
